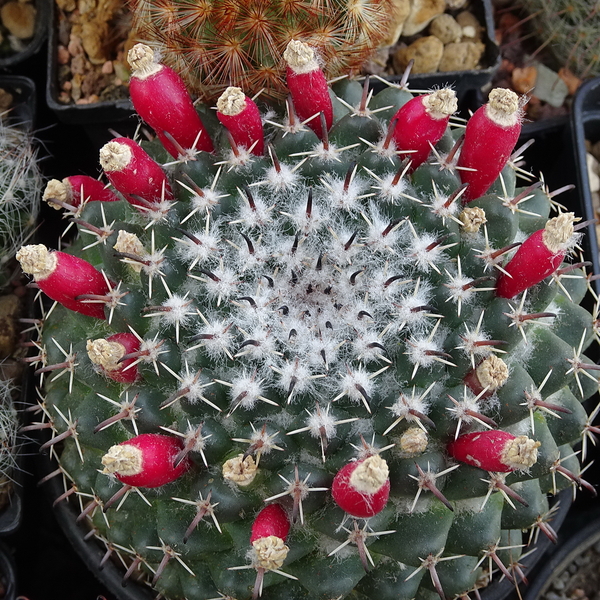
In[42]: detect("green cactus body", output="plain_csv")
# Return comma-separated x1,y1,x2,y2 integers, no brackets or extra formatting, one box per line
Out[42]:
23,45,600,600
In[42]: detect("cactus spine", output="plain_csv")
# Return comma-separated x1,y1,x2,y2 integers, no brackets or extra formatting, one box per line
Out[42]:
0,114,41,289
129,0,394,102
22,42,600,600
525,0,600,78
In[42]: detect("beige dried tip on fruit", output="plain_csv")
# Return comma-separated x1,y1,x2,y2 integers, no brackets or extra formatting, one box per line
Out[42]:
423,88,458,119
43,179,70,210
501,436,541,470
87,339,126,372
486,88,521,128
217,87,247,116
222,453,258,486
543,212,577,254
476,355,509,391
127,43,161,78
283,40,319,74
113,231,145,272
100,141,132,172
102,444,143,476
399,427,429,456
460,206,487,233
252,536,290,571
349,454,389,494
16,245,56,280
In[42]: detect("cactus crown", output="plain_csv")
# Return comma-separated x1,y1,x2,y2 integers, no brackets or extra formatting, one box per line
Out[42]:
25,42,600,600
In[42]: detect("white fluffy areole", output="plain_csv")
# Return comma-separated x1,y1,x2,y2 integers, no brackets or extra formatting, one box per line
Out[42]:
170,157,461,415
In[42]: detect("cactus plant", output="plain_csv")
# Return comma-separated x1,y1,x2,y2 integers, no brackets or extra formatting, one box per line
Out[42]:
0,112,41,289
523,0,600,79
0,376,19,508
129,0,394,102
22,41,600,600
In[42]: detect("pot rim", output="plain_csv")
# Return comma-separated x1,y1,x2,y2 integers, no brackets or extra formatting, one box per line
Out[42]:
523,513,600,600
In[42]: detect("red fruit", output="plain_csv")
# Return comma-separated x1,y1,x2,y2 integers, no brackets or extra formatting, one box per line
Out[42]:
332,455,390,518
447,430,540,473
249,504,291,595
43,175,120,210
496,213,576,298
99,137,173,208
217,87,264,155
458,88,522,202
16,245,109,319
251,504,290,543
128,43,214,157
87,332,141,383
391,89,457,171
101,433,190,488
284,40,333,140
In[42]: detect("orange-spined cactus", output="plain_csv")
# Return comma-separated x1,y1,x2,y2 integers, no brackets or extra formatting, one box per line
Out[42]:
129,0,393,101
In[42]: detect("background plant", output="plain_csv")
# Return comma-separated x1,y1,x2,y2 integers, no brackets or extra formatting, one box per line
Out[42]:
0,113,41,290
523,0,600,79
129,0,393,101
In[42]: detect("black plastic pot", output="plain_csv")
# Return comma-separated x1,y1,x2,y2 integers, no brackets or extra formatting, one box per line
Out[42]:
479,492,572,600
0,540,17,600
524,512,600,600
375,0,500,107
0,0,48,68
0,75,38,539
0,75,36,128
45,0,133,125
39,448,153,600
0,372,29,539
572,76,600,281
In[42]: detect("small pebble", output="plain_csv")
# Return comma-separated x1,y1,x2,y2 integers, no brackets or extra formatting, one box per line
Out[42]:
462,25,476,38
553,577,566,591
438,41,484,72
67,34,84,56
57,44,71,65
429,13,462,44
393,35,444,74
512,65,537,94
456,10,483,40
558,67,582,96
